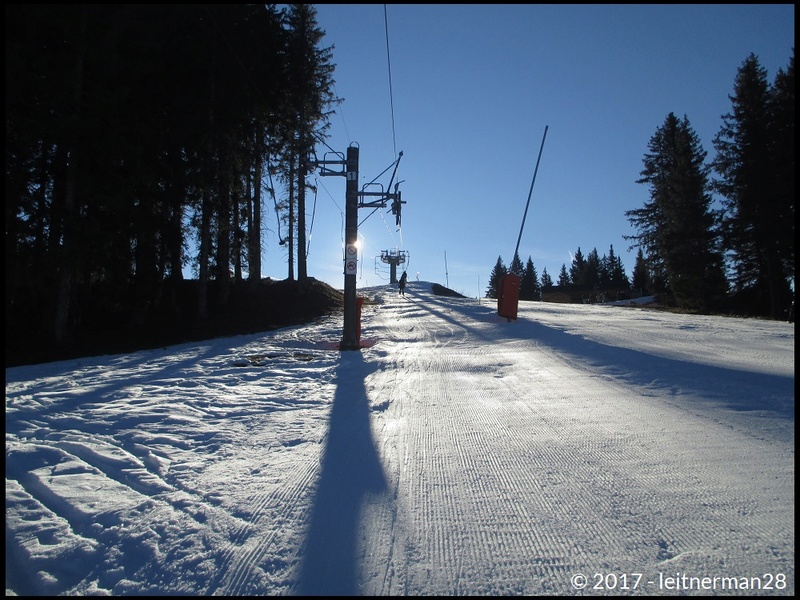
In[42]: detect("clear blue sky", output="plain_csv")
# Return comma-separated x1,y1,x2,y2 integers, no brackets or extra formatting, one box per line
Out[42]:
262,4,794,297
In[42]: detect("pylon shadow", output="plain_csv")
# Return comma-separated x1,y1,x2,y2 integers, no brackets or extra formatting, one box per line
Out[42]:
295,351,387,595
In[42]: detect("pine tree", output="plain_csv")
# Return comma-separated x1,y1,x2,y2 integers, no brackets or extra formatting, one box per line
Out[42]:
486,256,508,299
540,267,553,290
557,264,570,287
769,51,794,289
631,248,649,295
599,252,611,289
520,256,540,301
604,244,630,289
712,53,793,318
283,4,338,282
4,4,332,353
509,251,524,277
568,247,586,287
626,112,727,311
585,248,602,289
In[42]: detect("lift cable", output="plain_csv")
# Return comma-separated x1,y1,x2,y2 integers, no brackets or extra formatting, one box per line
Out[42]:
305,179,320,259
383,4,404,253
384,4,398,158
265,156,286,246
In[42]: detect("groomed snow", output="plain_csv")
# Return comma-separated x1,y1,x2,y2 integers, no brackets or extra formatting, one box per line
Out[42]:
5,281,794,596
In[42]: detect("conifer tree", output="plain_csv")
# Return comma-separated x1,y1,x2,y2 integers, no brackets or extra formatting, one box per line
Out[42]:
599,253,611,289
486,256,508,299
540,268,553,290
712,52,794,318
283,4,338,282
769,52,794,288
631,248,649,295
4,4,334,353
626,112,727,311
520,256,540,300
557,264,570,287
604,244,630,289
509,251,525,278
585,248,602,289
568,247,586,287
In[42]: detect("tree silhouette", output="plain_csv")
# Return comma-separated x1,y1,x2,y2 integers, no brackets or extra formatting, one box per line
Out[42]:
486,256,508,299
712,52,794,318
626,113,727,311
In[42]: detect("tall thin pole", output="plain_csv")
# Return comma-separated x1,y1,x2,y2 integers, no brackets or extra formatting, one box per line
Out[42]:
341,146,359,350
444,251,449,289
514,125,548,260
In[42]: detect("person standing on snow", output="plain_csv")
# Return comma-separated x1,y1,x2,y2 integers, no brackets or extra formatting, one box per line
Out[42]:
398,271,408,296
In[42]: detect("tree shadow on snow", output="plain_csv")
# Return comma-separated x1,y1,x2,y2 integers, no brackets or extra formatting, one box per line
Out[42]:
407,294,794,419
523,319,795,418
296,351,387,596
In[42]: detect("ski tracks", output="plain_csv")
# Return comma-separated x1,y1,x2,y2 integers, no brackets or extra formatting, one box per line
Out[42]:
359,287,794,595
6,288,792,595
5,331,341,596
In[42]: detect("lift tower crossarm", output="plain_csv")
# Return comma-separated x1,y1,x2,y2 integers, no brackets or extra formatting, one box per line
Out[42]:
358,189,401,209
313,151,347,177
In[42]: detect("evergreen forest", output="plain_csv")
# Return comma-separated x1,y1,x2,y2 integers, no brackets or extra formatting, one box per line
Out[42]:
6,5,340,365
487,51,794,321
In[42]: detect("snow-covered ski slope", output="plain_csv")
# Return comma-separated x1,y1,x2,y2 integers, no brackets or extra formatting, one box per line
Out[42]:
5,280,794,596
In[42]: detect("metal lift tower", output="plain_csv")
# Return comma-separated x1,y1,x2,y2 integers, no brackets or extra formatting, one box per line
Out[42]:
316,146,405,350
381,249,408,284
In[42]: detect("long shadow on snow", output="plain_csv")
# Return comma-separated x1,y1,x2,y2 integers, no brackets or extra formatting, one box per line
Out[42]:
402,293,497,344
407,293,793,418
296,351,388,596
524,318,794,417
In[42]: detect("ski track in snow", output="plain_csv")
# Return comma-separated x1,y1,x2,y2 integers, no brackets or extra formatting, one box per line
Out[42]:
362,291,793,596
5,281,794,596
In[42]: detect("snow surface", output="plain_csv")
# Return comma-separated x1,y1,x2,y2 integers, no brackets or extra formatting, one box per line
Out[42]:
5,281,795,596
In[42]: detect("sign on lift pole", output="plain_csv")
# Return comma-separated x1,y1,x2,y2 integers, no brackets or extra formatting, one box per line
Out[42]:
341,146,360,350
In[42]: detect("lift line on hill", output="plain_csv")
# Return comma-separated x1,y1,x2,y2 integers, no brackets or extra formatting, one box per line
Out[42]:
314,145,405,350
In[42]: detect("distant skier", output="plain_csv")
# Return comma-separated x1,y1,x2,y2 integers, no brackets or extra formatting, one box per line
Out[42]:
398,271,408,296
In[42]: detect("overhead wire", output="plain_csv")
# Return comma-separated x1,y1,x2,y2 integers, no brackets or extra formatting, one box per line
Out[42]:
266,158,286,247
312,172,346,260
309,5,406,271
383,4,404,251
384,4,398,158
332,84,352,144
310,109,352,256
202,9,397,280
305,178,320,259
